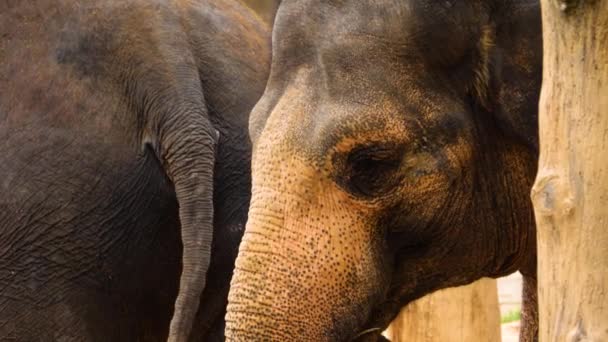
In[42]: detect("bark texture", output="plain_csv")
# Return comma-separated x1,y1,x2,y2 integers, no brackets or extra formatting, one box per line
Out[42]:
532,0,608,341
384,278,501,342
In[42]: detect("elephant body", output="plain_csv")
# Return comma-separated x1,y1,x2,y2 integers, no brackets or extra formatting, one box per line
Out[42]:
0,0,269,340
227,0,542,341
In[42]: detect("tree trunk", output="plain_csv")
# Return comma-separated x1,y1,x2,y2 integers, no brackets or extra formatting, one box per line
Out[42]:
532,1,608,341
384,278,501,342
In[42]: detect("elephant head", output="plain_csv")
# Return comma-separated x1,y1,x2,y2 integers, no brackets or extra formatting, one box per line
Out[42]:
226,0,542,340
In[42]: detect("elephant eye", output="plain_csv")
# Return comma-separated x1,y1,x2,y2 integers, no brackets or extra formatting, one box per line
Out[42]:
339,144,403,198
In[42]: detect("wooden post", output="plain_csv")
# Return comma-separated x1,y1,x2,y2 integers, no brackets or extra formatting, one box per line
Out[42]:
532,0,608,341
384,278,501,342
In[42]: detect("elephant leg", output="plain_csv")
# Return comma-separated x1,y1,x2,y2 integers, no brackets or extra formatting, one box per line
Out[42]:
520,275,539,342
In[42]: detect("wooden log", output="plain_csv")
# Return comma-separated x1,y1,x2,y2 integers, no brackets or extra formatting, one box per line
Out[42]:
384,278,501,342
532,0,608,341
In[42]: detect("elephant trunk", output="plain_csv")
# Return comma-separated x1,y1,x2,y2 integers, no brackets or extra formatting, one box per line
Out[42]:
167,170,215,342
226,209,310,340
225,163,387,341
158,114,218,342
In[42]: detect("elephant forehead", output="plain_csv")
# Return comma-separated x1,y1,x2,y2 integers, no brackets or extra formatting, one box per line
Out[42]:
274,0,484,62
277,0,457,42
254,82,471,170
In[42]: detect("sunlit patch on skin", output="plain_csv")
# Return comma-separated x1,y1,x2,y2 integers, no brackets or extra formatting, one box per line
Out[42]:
230,150,389,340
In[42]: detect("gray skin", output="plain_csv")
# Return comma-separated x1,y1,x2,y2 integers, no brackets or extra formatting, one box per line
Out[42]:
0,0,269,341
226,0,541,341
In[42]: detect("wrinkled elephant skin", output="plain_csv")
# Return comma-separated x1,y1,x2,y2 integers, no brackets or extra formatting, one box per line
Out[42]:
0,0,270,341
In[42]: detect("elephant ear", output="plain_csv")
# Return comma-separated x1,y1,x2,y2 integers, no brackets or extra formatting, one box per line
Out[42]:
477,1,543,151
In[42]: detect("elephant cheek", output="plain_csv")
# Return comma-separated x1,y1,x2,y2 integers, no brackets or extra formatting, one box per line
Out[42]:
225,182,386,341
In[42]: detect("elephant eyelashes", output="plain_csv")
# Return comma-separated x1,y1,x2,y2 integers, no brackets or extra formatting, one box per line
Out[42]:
337,144,403,198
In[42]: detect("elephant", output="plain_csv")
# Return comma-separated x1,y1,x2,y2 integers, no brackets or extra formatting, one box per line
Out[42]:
226,0,542,341
0,0,269,340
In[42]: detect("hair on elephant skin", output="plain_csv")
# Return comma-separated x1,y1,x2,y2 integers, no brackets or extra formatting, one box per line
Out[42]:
0,0,270,341
226,0,541,341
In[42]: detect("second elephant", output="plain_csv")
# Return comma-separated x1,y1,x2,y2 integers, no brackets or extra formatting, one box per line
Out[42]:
0,0,270,340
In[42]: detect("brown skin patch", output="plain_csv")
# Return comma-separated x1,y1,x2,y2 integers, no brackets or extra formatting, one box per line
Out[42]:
229,152,389,340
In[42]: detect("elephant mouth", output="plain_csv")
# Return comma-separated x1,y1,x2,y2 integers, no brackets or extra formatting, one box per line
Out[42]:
351,327,383,341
